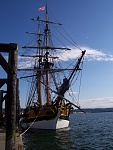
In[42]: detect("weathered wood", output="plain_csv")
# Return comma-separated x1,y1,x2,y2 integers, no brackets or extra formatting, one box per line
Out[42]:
16,78,20,127
0,43,17,52
0,90,3,127
5,44,18,150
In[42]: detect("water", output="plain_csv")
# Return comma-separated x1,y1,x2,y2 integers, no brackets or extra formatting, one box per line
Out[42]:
22,112,113,150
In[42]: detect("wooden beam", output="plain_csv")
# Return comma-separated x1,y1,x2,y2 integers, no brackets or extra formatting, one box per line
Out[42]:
0,43,17,52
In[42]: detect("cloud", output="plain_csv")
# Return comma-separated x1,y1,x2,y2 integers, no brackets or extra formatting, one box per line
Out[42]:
69,91,78,94
18,46,113,68
84,47,113,61
18,55,35,69
80,97,113,108
58,46,113,62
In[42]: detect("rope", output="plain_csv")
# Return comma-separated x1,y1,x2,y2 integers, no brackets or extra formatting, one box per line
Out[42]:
19,110,41,137
78,61,84,102
48,8,82,51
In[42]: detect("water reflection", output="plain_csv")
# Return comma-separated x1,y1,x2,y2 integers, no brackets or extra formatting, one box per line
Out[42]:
23,128,72,150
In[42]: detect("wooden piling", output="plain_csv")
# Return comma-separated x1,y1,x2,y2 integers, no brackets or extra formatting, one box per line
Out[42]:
16,78,20,128
5,44,18,150
0,90,3,127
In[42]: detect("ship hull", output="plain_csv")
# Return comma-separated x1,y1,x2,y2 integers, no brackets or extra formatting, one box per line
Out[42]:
20,109,69,130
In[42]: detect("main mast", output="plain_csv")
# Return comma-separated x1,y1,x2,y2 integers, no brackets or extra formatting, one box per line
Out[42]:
44,4,52,104
37,23,42,106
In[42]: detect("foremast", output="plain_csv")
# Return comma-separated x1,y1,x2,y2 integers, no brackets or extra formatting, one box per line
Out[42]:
37,23,42,106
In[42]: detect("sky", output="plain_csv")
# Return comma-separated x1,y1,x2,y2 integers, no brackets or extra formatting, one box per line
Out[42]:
1,0,113,108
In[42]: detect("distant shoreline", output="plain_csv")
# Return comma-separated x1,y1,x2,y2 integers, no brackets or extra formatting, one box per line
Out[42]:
71,108,113,113
3,107,113,114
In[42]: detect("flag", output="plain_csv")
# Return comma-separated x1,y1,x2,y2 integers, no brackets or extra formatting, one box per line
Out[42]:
38,6,45,11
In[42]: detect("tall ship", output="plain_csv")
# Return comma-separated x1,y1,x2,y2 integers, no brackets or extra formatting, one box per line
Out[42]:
19,5,86,130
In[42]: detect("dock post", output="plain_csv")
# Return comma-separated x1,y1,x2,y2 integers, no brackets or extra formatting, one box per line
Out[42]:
0,90,3,127
5,44,18,150
16,78,20,128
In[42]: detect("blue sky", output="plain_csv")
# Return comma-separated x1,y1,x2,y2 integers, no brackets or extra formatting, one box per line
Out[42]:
1,0,113,108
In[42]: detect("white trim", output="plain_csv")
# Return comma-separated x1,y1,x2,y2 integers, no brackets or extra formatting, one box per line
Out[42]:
21,109,69,130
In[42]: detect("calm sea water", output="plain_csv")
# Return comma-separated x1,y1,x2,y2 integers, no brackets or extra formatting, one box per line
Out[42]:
22,112,113,150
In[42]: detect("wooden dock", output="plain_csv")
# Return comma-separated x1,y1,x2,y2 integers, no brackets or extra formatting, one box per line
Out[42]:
0,128,23,150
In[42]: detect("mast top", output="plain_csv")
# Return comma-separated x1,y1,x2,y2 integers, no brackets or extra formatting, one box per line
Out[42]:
46,3,48,21
31,3,62,25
